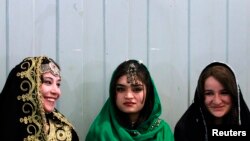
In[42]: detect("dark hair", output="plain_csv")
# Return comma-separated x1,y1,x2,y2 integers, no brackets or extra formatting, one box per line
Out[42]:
41,57,60,70
196,62,238,125
109,60,154,128
40,57,61,83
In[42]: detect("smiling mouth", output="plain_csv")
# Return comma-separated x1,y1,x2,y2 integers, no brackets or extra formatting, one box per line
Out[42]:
212,107,224,111
45,98,56,102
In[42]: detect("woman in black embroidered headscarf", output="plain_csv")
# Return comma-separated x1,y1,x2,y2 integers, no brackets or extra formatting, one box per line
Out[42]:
174,62,250,141
0,56,79,141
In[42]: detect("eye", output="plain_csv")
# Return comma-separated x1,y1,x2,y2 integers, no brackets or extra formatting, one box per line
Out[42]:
132,85,143,93
116,86,125,92
43,80,52,85
221,90,230,95
204,91,213,96
57,82,61,87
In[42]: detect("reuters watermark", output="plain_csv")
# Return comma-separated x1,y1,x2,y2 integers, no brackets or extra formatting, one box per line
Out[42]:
208,126,250,141
212,129,246,136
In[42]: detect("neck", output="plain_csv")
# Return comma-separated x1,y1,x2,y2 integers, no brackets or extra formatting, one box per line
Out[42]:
128,113,139,124
214,117,223,125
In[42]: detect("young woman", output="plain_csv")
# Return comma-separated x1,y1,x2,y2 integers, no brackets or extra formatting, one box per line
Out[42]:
0,56,79,141
86,59,174,141
174,62,250,141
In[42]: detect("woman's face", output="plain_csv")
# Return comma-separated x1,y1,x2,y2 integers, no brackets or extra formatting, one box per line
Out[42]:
204,76,232,118
115,75,146,121
40,72,61,113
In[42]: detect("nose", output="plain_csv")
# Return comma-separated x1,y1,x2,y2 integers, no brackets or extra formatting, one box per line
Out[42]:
51,84,61,97
124,90,133,99
213,93,222,104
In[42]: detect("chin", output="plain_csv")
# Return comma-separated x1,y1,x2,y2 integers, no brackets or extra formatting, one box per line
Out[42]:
44,107,55,113
125,111,138,114
213,113,226,118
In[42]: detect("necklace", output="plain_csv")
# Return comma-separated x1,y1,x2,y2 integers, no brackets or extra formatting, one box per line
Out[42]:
131,121,135,128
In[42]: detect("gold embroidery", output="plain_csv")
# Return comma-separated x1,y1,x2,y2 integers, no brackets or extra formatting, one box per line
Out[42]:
15,56,74,141
53,111,73,127
16,57,47,141
47,118,73,141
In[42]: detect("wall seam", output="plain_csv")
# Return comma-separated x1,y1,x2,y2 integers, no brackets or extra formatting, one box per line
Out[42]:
6,0,9,75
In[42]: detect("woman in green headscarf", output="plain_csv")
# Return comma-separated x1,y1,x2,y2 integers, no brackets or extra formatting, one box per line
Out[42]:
0,56,79,141
86,59,174,141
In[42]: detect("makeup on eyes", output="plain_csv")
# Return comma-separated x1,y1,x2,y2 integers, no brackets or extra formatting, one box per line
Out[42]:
116,84,144,93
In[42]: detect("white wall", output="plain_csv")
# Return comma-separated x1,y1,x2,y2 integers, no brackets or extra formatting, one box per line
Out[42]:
1,0,250,140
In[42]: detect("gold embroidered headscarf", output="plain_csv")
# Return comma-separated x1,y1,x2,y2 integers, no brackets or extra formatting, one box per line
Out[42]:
0,56,79,141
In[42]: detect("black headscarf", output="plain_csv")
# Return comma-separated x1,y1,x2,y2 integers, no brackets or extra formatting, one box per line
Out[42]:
174,62,250,141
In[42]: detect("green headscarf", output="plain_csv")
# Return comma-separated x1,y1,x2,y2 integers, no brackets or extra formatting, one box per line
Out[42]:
86,60,174,141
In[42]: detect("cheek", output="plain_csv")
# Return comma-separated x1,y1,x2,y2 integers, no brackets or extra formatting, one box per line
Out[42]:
224,96,232,105
137,92,146,104
115,94,122,104
40,85,49,97
204,96,212,105
39,85,45,95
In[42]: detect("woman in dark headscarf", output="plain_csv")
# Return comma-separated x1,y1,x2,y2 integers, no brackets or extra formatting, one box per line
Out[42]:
86,59,174,141
174,62,250,141
0,56,79,141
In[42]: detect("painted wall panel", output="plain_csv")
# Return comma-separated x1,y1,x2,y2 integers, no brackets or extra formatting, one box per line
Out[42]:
58,1,85,140
189,0,227,103
8,0,34,70
7,0,57,81
0,0,6,91
105,0,149,102
149,0,189,129
1,0,250,140
81,0,106,139
105,0,137,100
228,0,250,106
33,0,57,56
126,0,148,61
84,0,105,139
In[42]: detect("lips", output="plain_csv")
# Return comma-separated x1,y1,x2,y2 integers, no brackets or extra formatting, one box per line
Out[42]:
212,106,224,111
123,102,135,106
46,98,55,102
44,97,57,102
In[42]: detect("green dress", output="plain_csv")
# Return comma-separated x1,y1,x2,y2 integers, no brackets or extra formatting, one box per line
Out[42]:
86,79,174,141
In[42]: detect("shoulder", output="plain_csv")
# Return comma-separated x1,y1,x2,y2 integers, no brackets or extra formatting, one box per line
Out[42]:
155,119,174,141
175,103,199,127
157,118,174,134
159,119,171,129
52,109,75,128
85,122,114,141
174,103,199,134
174,104,205,141
71,129,79,141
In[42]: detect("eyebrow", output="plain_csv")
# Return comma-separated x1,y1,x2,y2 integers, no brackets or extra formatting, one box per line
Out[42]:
43,76,61,82
116,84,143,87
204,89,228,93
116,84,125,87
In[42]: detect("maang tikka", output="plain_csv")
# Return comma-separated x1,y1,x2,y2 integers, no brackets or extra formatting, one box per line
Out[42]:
127,63,138,85
41,60,60,77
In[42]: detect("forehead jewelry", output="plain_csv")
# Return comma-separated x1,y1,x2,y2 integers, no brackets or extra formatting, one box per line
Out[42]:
41,61,60,76
127,63,138,85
